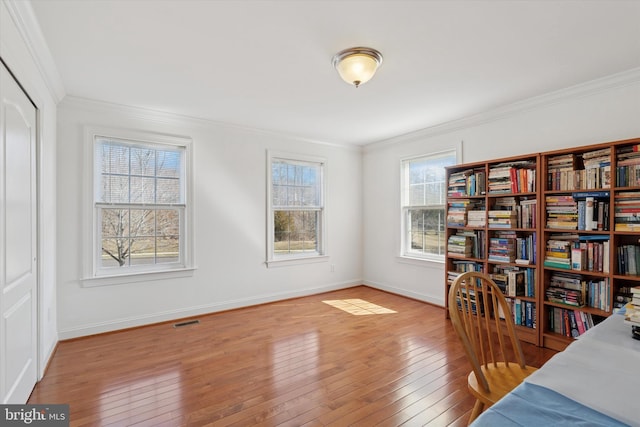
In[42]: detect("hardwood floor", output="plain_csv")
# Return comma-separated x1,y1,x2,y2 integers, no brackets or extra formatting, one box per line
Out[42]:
29,286,557,426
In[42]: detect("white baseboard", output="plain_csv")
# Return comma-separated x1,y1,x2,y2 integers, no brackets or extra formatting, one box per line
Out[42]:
363,279,445,307
57,280,362,340
38,332,58,380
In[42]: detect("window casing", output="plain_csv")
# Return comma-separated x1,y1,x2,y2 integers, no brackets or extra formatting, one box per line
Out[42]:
401,150,457,261
267,153,326,265
88,131,193,280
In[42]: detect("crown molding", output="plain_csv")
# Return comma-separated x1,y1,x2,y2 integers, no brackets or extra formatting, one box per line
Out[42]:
60,96,364,153
365,67,640,153
3,0,66,102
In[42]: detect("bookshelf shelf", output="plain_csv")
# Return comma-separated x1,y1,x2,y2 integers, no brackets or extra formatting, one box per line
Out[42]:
488,191,538,197
446,137,640,350
513,295,537,303
489,227,536,232
612,273,640,281
543,331,574,350
486,260,532,266
449,194,486,199
543,300,608,314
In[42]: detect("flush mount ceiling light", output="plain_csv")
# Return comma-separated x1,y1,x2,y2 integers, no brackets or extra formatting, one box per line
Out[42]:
332,47,383,88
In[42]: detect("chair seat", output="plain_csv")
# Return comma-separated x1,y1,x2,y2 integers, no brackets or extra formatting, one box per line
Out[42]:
468,363,538,406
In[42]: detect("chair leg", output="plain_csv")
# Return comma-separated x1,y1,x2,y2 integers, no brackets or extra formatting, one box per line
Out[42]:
468,399,485,425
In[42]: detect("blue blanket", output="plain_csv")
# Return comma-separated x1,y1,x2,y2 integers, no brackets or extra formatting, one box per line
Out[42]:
472,382,630,427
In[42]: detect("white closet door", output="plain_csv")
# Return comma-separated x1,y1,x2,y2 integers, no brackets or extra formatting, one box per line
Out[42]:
0,61,38,404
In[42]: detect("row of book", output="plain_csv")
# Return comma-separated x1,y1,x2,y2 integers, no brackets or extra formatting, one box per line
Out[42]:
586,278,611,311
547,167,611,192
546,148,611,191
449,270,536,328
451,145,640,196
447,231,485,259
614,286,636,310
545,271,610,311
547,307,595,338
545,195,577,229
623,286,640,334
447,168,486,197
616,144,640,187
546,286,583,307
452,145,640,197
545,192,609,231
500,298,536,329
488,232,516,263
488,196,537,229
446,261,485,285
543,234,572,270
616,165,640,188
546,270,585,306
571,237,610,273
448,207,536,229
614,191,640,231
543,234,610,273
488,210,518,229
447,260,484,283
577,197,609,231
544,190,640,233
490,265,535,297
515,234,536,264
467,210,486,227
487,161,536,194
446,199,484,227
487,230,536,264
617,244,640,275
517,199,537,229
582,148,612,188
454,290,483,315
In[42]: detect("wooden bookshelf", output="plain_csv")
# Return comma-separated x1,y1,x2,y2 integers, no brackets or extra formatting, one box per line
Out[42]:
540,138,640,350
445,137,640,350
445,155,540,346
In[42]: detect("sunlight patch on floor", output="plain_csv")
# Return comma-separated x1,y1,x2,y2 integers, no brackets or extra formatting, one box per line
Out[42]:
322,299,397,315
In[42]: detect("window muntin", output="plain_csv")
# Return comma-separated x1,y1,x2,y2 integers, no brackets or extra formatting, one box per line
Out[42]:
94,137,186,274
270,157,324,260
402,151,456,260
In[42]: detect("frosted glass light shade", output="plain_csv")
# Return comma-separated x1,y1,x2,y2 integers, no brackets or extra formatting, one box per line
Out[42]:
332,47,383,88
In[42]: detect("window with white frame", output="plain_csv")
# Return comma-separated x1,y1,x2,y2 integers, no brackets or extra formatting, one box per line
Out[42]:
268,154,325,264
92,134,191,277
401,150,456,260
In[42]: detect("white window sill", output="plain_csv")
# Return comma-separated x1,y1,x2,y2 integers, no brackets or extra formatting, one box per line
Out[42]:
396,255,444,267
266,255,329,268
82,267,197,287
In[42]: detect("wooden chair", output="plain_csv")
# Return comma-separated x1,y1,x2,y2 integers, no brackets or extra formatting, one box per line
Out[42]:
448,271,538,425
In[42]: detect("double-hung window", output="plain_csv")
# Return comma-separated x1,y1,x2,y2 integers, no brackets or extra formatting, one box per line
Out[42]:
267,153,325,265
90,132,192,279
401,150,456,260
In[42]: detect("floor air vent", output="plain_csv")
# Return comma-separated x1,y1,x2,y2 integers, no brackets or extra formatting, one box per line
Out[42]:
173,319,200,328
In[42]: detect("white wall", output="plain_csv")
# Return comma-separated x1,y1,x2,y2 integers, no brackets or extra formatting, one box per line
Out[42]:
9,0,639,347
0,0,62,376
56,98,363,339
362,72,640,306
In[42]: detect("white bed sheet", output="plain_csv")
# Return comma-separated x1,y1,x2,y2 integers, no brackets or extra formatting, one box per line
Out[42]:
525,313,639,426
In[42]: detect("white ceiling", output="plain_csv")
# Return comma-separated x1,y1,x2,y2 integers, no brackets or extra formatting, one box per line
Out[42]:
29,0,640,146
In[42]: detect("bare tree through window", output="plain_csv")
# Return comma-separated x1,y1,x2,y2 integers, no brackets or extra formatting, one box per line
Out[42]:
97,138,183,268
271,158,323,257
